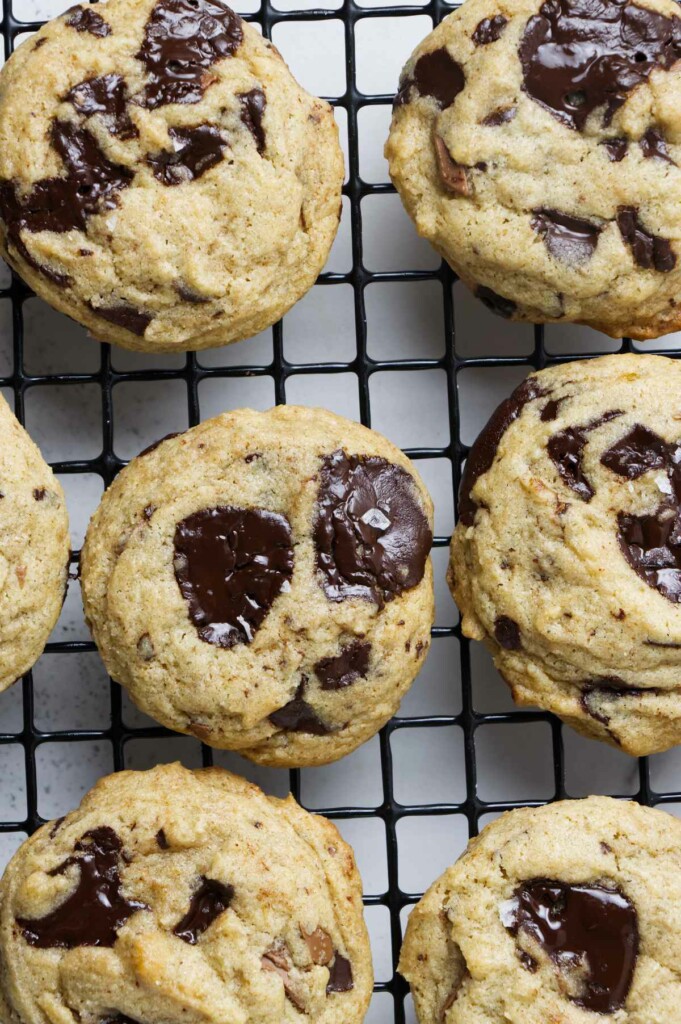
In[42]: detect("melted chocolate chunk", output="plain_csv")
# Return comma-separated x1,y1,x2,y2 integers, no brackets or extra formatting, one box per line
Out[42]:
395,48,465,109
174,506,294,647
476,285,517,318
33,487,46,501
601,424,669,478
473,14,508,44
327,953,353,994
262,944,305,1011
618,506,681,601
581,680,644,727
532,209,601,264
156,828,169,849
505,879,638,1013
269,680,331,735
239,89,266,154
519,0,681,130
434,136,471,195
639,127,673,163
540,397,564,422
494,615,521,650
139,431,182,456
148,124,228,185
314,641,371,690
617,206,676,271
174,877,234,944
18,827,147,948
65,4,111,35
89,302,153,336
136,0,243,109
482,105,517,126
548,411,622,501
66,74,138,139
0,121,132,271
314,451,431,606
601,136,628,161
459,377,546,526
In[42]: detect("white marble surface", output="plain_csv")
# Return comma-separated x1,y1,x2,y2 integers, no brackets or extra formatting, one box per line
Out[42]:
1,5,681,1022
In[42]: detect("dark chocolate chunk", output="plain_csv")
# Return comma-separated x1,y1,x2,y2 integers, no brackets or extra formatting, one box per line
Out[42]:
617,206,676,272
482,105,517,126
148,124,228,185
314,451,431,606
473,15,508,44
459,377,546,526
0,121,132,274
139,431,182,457
65,4,111,35
601,425,669,478
88,302,153,336
519,0,681,131
174,506,294,647
547,411,622,501
540,397,563,421
532,209,602,264
176,282,209,303
314,641,371,690
156,828,169,849
476,286,517,318
33,37,47,48
618,506,681,602
433,136,471,195
494,615,521,650
639,127,673,163
136,0,243,109
269,680,331,735
18,827,147,948
238,89,266,154
581,680,644,727
504,879,638,1013
66,74,138,139
395,48,465,109
33,487,46,501
327,953,353,994
601,137,628,161
173,877,234,944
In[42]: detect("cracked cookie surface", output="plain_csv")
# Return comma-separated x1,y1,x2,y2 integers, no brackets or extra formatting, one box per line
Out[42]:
386,0,681,339
0,762,373,1024
0,393,69,692
80,405,434,766
399,796,681,1024
0,0,343,352
449,353,681,756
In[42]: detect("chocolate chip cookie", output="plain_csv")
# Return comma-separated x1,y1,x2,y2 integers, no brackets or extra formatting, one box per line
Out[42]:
0,393,69,692
0,0,343,352
449,352,681,756
80,405,434,766
386,0,681,340
399,796,681,1024
0,762,373,1024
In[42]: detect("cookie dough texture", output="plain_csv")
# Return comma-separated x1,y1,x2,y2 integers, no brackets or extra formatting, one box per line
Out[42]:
0,393,69,691
0,762,373,1024
386,0,681,339
0,0,343,352
81,405,434,766
449,353,681,756
399,796,681,1024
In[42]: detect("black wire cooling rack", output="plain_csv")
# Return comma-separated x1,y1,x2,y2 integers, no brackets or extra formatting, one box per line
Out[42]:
1,0,679,1019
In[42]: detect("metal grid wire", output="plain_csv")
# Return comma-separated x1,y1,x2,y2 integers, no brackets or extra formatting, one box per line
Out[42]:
1,0,680,1019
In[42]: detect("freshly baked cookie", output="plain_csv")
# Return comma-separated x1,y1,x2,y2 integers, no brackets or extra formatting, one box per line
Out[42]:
0,762,373,1024
399,796,681,1024
449,352,681,756
0,393,69,691
386,0,681,340
80,405,434,766
0,0,343,353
